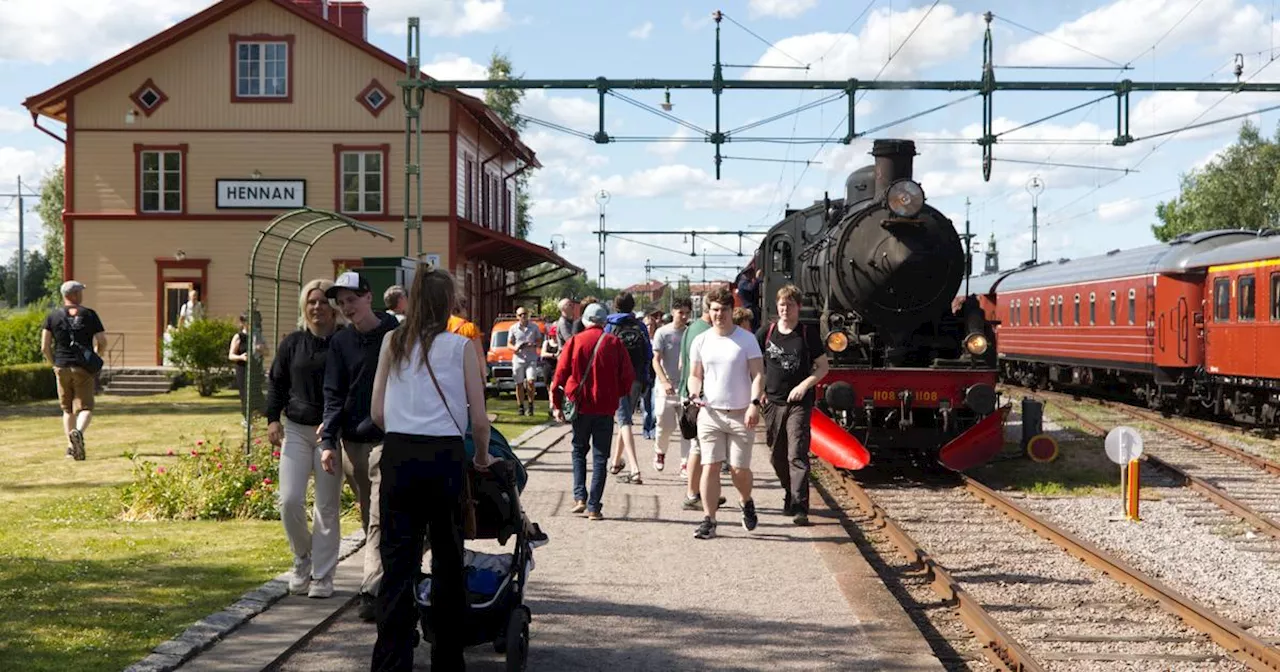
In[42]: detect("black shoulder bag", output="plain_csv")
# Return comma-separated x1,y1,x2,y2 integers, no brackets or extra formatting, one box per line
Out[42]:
64,308,104,375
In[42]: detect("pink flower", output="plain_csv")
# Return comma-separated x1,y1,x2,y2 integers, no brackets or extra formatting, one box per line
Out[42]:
196,440,204,446
245,489,255,497
249,464,259,472
190,450,199,457
156,467,166,474
216,462,223,470
166,449,175,456
254,438,262,445
272,450,281,459
262,478,273,485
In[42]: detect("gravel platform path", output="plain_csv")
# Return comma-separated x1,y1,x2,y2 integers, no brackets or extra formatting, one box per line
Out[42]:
866,482,1249,671
276,425,943,671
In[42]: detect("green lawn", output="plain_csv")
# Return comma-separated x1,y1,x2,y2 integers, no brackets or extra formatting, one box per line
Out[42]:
0,386,548,671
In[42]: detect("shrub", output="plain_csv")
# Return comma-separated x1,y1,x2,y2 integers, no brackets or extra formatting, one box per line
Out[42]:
165,318,239,396
120,431,282,520
0,308,48,366
0,363,58,403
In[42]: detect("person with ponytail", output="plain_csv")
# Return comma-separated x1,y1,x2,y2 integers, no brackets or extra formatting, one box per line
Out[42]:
369,264,491,671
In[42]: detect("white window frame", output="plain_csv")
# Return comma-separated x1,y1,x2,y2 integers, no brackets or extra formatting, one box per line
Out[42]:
235,41,289,99
340,151,384,214
140,150,182,213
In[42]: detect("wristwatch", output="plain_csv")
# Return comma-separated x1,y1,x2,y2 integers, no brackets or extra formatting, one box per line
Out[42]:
751,399,762,407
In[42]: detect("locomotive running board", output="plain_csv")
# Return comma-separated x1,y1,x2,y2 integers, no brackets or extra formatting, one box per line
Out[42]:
938,405,1011,471
810,409,871,470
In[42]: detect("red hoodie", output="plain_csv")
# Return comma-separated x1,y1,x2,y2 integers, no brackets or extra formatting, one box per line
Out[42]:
550,325,635,417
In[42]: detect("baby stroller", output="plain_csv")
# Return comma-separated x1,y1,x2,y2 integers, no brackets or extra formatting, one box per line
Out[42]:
415,430,539,671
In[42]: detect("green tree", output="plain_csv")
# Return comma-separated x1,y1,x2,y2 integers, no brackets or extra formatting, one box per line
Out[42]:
1,249,51,308
36,165,65,296
484,49,535,240
1153,121,1280,241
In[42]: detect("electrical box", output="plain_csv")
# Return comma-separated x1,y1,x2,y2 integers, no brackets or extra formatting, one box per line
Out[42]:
1021,397,1044,452
350,257,419,311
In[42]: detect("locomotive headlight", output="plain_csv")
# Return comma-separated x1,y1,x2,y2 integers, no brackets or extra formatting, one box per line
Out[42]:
964,332,989,356
887,180,926,217
826,331,850,353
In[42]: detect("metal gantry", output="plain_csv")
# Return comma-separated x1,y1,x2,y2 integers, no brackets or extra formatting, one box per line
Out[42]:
399,11,1280,182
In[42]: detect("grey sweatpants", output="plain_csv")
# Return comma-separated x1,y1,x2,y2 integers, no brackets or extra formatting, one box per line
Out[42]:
764,402,812,514
280,419,342,582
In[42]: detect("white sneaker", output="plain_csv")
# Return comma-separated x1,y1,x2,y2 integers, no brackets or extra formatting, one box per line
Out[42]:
307,575,334,598
289,556,312,594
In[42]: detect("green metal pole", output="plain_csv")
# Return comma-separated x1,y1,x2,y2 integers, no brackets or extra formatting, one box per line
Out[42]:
713,11,723,179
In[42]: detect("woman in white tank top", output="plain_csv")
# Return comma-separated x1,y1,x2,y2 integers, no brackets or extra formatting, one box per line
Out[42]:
369,266,491,670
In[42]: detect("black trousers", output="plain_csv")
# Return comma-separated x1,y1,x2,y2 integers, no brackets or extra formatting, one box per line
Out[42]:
764,402,812,514
371,433,467,672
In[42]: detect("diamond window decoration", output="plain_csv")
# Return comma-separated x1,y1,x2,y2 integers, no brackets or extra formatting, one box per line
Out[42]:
128,78,169,117
356,79,394,117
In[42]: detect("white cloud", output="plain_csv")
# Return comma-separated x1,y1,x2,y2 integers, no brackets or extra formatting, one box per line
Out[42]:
1003,0,1277,68
1097,198,1141,221
366,0,510,37
628,21,653,39
646,127,696,159
749,0,818,19
0,108,31,133
0,0,212,65
682,11,714,31
0,147,63,192
422,53,488,98
523,92,599,131
744,5,985,80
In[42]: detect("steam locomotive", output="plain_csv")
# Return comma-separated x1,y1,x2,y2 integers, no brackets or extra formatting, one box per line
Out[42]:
750,139,1007,471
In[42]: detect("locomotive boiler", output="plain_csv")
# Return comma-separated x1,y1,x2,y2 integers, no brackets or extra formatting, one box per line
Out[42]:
752,139,1006,471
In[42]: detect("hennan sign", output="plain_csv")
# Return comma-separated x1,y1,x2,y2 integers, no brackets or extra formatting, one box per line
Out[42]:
216,179,307,209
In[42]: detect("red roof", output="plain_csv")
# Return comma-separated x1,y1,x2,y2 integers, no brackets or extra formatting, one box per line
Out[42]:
21,0,537,166
623,280,667,294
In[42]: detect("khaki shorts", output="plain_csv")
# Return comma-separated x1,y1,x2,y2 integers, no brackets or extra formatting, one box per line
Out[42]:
695,406,754,469
55,366,96,414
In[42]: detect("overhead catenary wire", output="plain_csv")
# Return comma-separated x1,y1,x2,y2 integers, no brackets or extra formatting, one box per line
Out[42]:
718,12,808,68
991,13,1126,68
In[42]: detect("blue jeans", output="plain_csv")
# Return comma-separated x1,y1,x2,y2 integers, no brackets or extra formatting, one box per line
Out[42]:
642,384,656,438
571,414,614,514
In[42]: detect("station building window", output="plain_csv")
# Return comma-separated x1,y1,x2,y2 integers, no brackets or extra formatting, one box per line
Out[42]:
136,144,186,214
232,35,293,101
1213,277,1230,322
335,144,388,215
1238,275,1256,321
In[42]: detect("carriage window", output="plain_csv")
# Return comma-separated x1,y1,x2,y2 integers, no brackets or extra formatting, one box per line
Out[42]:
1109,290,1117,324
1013,299,1019,325
1272,273,1280,321
1049,296,1056,325
1057,295,1064,325
1036,298,1041,326
1238,275,1256,321
1128,289,1137,325
770,238,793,277
1214,277,1230,322
1089,292,1096,325
1073,294,1081,325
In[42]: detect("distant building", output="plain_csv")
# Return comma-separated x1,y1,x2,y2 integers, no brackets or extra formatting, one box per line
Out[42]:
984,233,1000,274
622,280,668,307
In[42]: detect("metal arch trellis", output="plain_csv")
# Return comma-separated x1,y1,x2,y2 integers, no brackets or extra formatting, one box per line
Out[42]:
242,207,395,452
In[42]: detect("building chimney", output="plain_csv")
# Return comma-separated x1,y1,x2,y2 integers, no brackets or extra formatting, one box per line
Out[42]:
327,2,368,41
292,0,329,20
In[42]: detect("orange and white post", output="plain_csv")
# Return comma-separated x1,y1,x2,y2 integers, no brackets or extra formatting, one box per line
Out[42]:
1125,458,1141,521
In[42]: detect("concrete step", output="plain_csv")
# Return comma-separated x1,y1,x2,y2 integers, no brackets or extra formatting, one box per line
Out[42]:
107,381,173,390
109,388,170,397
109,373,172,382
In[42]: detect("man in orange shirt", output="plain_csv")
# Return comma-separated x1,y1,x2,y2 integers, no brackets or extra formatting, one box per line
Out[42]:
448,309,486,376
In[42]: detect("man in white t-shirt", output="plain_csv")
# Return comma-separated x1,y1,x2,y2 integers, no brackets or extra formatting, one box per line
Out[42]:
650,297,691,472
687,285,764,540
507,308,543,416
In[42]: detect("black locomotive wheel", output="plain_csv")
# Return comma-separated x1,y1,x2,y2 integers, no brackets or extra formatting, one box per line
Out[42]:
504,606,530,672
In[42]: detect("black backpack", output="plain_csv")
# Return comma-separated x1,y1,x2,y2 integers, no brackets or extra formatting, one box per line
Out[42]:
611,316,651,381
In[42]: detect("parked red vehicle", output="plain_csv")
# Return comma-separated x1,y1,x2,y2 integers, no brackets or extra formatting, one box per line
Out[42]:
967,229,1280,427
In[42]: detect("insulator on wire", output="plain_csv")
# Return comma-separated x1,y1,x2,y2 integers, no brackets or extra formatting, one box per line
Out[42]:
1235,53,1245,80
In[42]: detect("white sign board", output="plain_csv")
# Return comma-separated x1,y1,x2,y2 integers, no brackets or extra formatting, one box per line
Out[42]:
216,179,306,209
424,254,441,268
1105,426,1144,464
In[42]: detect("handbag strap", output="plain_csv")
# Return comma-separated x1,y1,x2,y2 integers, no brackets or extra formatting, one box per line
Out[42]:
423,337,467,437
578,329,607,389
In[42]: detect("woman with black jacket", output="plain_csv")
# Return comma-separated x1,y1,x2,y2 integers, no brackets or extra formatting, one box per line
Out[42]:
267,278,345,599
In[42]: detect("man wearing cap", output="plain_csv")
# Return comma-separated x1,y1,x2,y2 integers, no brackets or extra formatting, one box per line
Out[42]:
550,303,635,520
319,271,400,622
41,280,106,461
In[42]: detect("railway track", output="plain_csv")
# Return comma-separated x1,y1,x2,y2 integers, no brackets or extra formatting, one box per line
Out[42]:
1026,389,1280,543
814,460,1280,671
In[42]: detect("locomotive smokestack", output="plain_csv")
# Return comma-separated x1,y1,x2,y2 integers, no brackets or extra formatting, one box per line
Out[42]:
871,139,917,200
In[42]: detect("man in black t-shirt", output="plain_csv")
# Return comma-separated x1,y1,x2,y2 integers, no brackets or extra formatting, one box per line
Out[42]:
755,284,829,525
40,280,106,461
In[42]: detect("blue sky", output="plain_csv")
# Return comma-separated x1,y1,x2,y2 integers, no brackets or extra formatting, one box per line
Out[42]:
3,0,1280,290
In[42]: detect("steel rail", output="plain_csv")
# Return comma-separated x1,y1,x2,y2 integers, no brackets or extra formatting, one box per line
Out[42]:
816,461,1043,672
1104,403,1280,479
1040,398,1280,543
961,475,1280,671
